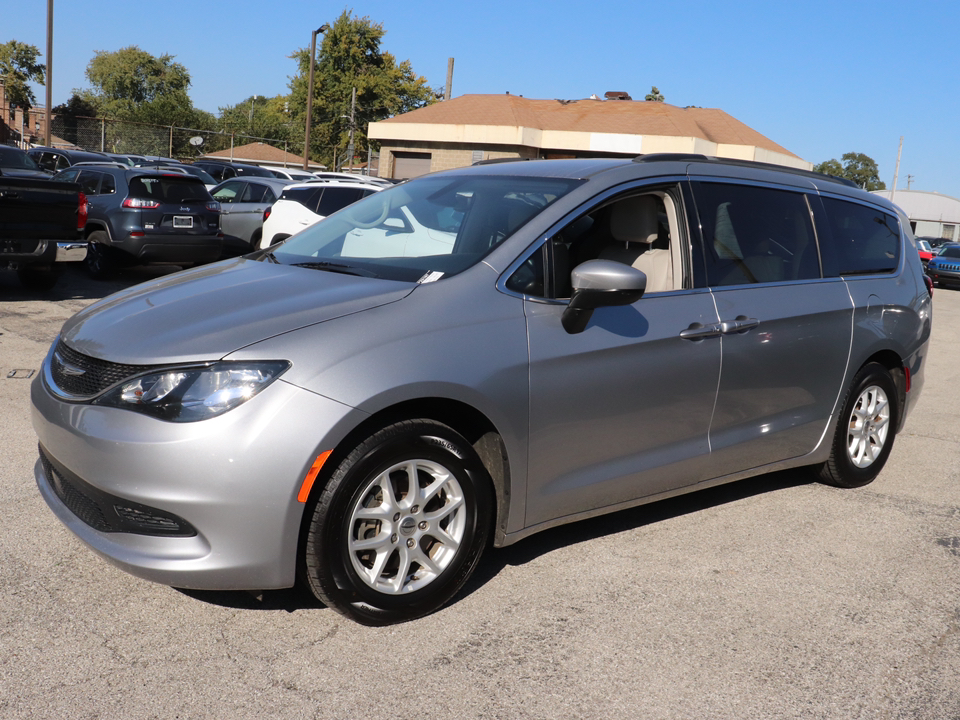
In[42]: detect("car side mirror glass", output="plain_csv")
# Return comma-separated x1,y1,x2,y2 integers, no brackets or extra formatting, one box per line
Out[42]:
561,259,647,334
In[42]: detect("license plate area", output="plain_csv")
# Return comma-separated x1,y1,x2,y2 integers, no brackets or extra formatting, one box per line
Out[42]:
173,216,194,229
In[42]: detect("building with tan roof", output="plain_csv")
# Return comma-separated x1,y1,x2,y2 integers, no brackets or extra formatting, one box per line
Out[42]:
200,141,326,170
368,93,810,179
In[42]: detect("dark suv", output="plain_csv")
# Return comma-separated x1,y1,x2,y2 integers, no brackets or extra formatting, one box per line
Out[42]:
27,147,112,173
52,165,222,277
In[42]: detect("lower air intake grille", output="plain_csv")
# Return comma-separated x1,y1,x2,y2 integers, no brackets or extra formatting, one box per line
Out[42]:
39,446,197,537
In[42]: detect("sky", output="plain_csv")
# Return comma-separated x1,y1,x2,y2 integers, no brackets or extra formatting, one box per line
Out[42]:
5,0,960,197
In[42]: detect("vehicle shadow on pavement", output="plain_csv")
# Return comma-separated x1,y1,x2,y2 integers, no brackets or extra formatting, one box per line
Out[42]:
176,468,813,615
461,467,816,598
0,264,187,301
176,584,325,613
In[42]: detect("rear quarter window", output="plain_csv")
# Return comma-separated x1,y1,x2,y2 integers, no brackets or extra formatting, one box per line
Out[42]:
820,197,900,275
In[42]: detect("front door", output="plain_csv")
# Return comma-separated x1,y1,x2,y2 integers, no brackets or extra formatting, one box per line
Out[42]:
516,185,723,528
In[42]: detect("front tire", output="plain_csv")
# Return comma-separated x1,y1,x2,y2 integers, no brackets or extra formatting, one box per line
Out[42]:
818,362,898,488
303,420,493,625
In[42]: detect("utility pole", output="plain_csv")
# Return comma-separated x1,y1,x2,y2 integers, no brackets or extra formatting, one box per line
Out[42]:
347,86,356,173
303,24,329,171
891,136,903,205
907,174,914,190
44,0,53,146
445,58,454,101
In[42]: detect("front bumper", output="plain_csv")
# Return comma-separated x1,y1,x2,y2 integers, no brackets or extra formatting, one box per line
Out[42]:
926,263,960,285
31,372,361,590
111,232,223,264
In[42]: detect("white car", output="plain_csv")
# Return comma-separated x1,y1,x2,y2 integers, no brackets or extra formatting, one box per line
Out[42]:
264,166,320,182
312,171,393,187
259,181,382,248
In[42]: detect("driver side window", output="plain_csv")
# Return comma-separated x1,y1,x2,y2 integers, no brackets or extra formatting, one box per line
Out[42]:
507,187,684,299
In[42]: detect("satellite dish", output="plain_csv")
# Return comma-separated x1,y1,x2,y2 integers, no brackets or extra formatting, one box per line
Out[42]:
189,136,204,146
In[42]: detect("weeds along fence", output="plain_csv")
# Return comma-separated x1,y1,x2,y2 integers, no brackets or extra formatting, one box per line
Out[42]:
49,115,300,162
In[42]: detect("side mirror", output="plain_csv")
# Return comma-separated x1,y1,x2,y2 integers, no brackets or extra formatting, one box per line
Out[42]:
561,260,647,334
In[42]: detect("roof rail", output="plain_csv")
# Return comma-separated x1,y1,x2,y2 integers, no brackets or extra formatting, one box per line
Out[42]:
633,152,859,188
472,157,532,166
632,153,709,163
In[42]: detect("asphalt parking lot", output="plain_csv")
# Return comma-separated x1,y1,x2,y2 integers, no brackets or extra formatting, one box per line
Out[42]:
1,263,958,719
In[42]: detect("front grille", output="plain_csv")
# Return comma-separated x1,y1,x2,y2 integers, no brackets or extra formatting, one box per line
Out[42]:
50,339,153,398
39,446,197,537
937,262,960,272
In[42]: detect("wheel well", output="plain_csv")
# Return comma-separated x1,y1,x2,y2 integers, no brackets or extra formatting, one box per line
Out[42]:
861,349,907,431
298,398,510,562
84,222,110,240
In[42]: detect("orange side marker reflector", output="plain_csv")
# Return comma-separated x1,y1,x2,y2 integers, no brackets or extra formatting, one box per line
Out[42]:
298,450,332,503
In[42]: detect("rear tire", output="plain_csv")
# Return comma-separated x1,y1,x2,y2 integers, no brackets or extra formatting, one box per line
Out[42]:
818,362,898,488
84,232,116,279
303,420,493,626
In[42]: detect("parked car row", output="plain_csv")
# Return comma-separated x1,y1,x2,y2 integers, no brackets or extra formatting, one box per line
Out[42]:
13,151,381,278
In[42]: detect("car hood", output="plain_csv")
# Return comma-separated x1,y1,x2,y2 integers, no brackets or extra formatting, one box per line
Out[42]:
61,258,415,364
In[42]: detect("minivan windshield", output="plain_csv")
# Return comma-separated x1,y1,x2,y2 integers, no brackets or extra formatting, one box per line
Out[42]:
265,174,580,281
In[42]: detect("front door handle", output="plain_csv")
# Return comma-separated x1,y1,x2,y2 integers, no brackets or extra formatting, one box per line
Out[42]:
719,316,759,334
680,322,723,341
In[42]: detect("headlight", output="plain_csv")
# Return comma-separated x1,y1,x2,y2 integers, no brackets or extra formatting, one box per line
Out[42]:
95,361,290,422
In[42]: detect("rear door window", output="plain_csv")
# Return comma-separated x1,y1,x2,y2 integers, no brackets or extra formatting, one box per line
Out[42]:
818,197,900,276
240,183,268,203
76,171,102,196
691,182,821,286
279,186,324,211
316,187,365,216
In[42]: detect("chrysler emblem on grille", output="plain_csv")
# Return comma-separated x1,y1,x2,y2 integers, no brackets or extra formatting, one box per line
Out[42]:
54,351,86,377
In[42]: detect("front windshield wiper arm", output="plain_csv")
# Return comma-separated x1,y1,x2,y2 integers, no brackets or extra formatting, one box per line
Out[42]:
292,261,377,277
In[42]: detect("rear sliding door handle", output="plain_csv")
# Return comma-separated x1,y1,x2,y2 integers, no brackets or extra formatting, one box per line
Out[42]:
719,316,759,334
680,322,723,341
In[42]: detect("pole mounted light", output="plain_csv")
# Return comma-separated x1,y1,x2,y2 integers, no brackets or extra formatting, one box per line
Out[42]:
303,24,329,171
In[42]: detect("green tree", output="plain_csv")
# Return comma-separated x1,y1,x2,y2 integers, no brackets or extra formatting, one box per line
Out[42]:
0,40,45,110
814,152,886,191
644,86,664,102
80,46,192,119
217,94,292,142
288,11,437,168
50,93,98,146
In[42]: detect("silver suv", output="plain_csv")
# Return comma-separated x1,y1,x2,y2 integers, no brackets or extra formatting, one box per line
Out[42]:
31,154,931,625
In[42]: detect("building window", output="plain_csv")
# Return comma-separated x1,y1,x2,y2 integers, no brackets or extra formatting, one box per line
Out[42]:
942,224,956,240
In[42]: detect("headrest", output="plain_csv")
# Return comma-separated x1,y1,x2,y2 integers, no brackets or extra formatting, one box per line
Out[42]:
609,195,659,245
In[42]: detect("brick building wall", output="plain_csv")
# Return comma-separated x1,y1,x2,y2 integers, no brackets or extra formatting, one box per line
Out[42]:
0,80,49,147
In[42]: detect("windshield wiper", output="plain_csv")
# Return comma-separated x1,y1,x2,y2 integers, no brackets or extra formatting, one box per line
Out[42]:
292,261,377,277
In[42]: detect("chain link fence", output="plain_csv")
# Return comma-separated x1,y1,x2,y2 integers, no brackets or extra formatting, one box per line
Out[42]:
47,115,380,174
49,115,301,162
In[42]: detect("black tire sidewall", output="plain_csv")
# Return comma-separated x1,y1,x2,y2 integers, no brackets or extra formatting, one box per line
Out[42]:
85,233,113,278
828,363,899,488
308,421,492,624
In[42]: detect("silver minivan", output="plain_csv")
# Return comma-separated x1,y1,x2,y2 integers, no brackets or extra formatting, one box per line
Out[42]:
32,155,932,625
